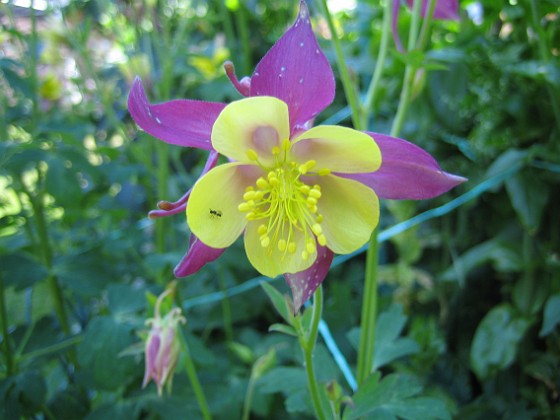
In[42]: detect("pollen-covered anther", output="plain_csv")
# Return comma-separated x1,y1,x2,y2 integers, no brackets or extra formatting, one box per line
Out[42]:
288,242,297,253
309,187,321,199
298,159,316,175
318,234,327,246
311,223,322,235
299,185,310,194
278,239,287,251
260,235,270,248
246,149,259,161
256,177,269,190
306,240,316,255
272,146,281,155
318,168,331,176
238,202,251,212
243,190,257,200
258,224,267,235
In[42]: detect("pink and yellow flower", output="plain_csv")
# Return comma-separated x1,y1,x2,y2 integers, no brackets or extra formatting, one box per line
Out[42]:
128,1,465,311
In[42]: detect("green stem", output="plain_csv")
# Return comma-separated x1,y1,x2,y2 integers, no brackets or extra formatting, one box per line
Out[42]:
241,372,256,420
18,335,83,362
529,0,560,132
217,0,236,61
294,285,326,420
153,4,173,267
356,230,379,386
416,0,436,52
362,0,393,128
390,0,423,137
19,171,70,335
29,1,39,134
0,274,15,375
179,329,213,420
235,0,252,75
319,0,362,130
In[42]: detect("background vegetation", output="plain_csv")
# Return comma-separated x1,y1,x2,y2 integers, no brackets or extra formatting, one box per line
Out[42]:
1,0,559,418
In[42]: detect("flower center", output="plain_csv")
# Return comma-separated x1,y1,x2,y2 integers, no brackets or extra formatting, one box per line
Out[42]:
237,139,328,261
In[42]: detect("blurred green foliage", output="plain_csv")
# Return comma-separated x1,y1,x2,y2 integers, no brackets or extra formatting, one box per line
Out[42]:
0,0,559,418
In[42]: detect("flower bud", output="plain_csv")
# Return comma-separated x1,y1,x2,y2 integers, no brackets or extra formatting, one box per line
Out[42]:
142,290,186,396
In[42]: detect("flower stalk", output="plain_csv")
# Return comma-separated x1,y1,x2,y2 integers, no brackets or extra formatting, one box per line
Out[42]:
391,0,423,137
319,0,362,130
362,0,394,128
294,285,327,420
0,274,14,375
178,329,213,420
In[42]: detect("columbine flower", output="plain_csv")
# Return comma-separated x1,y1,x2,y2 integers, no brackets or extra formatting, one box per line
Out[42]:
392,0,460,52
143,288,186,396
128,0,465,311
187,95,381,281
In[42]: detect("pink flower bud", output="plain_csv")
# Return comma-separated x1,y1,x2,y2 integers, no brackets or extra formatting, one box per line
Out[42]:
142,296,186,396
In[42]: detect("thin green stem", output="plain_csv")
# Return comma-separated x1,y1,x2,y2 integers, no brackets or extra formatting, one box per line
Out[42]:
390,0,423,137
18,335,83,362
416,0,436,52
356,230,379,386
294,285,327,420
362,0,393,128
0,274,15,375
241,372,256,420
218,0,236,64
319,0,362,130
529,0,560,132
29,1,39,133
179,329,213,420
19,171,70,335
235,0,252,76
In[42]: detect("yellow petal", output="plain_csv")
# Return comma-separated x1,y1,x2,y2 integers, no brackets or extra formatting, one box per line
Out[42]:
244,221,316,278
314,175,379,254
211,96,290,166
291,126,381,174
187,162,261,248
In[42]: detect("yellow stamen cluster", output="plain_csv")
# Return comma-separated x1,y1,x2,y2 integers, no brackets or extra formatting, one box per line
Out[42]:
238,142,328,262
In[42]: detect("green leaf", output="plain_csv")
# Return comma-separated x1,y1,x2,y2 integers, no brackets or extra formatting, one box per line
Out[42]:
0,253,48,290
485,149,527,181
373,304,420,370
107,283,145,315
77,316,138,390
441,236,522,283
260,281,293,324
347,305,419,370
344,373,450,420
257,367,312,414
268,323,297,337
539,294,560,337
0,371,47,418
54,251,113,297
48,386,90,420
505,170,549,233
470,304,532,380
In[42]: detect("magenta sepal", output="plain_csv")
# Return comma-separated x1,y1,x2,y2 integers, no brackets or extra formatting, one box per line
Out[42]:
128,77,226,150
174,234,225,277
341,133,466,200
284,245,334,313
250,1,335,134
